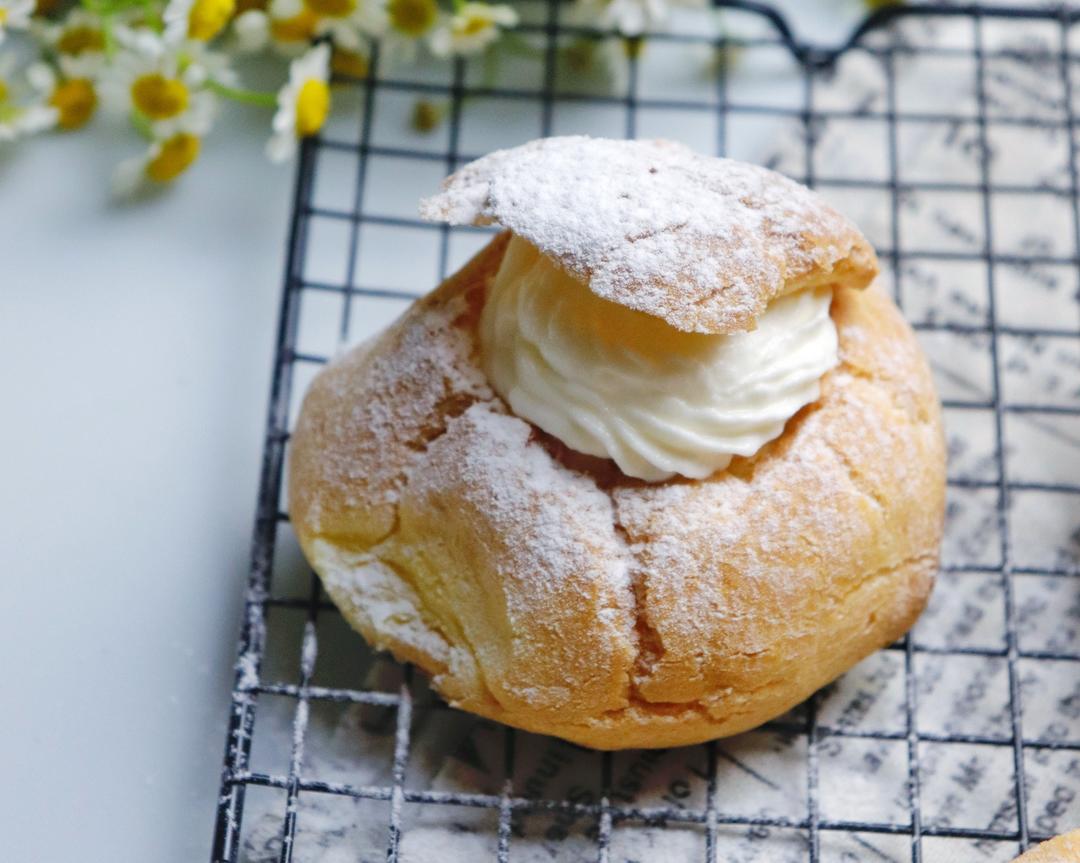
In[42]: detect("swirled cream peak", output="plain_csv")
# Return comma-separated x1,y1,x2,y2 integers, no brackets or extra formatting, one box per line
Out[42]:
480,236,840,482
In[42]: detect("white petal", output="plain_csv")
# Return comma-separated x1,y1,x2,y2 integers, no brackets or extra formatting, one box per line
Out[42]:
163,0,193,26
151,116,180,138
25,62,57,93
270,102,294,133
427,27,451,57
293,41,330,82
112,153,149,197
233,10,270,52
18,105,59,135
164,18,189,45
324,19,360,52
354,0,387,37
181,91,217,134
58,53,104,79
489,5,517,25
182,62,207,87
269,0,303,19
265,130,295,162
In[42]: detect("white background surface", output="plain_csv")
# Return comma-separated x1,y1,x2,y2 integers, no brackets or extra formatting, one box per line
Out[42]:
1,107,293,859
0,1,928,859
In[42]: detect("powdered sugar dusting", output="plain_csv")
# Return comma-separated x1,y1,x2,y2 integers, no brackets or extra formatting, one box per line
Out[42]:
420,136,877,334
408,402,633,611
391,402,637,711
289,279,495,545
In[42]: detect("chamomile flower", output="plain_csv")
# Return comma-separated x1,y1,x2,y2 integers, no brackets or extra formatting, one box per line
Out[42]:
164,0,237,43
111,72,215,195
309,0,385,51
0,0,32,45
428,2,517,58
112,130,203,194
27,60,98,130
378,0,439,64
99,29,218,137
259,0,318,55
266,41,328,162
33,9,107,78
0,54,57,141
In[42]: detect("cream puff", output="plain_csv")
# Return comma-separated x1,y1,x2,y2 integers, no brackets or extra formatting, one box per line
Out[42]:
287,137,945,749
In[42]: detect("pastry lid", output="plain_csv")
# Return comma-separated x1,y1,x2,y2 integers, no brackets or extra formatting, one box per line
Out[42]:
419,136,878,335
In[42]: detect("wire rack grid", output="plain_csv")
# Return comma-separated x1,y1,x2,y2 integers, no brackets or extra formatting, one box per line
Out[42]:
211,3,1080,861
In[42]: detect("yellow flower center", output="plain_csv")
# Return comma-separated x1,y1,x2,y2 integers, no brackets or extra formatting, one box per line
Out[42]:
57,26,105,55
131,73,189,120
187,0,235,40
457,15,491,35
294,78,329,137
0,80,8,103
303,0,354,16
0,9,7,24
270,7,317,41
387,0,437,36
330,48,368,79
146,133,200,182
50,78,97,129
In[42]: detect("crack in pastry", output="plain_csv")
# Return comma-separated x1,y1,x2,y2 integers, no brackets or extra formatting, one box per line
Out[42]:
288,137,946,749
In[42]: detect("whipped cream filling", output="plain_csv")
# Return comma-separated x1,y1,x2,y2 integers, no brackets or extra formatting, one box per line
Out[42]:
480,236,840,482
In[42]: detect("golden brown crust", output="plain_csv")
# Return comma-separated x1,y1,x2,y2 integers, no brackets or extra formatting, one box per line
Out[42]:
288,234,945,750
1013,831,1080,862
419,137,879,334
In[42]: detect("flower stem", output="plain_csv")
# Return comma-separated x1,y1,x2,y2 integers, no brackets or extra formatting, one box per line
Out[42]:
138,0,165,33
205,79,279,108
130,110,154,140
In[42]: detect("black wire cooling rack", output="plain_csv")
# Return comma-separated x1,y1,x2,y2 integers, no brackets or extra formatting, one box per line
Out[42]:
211,2,1080,861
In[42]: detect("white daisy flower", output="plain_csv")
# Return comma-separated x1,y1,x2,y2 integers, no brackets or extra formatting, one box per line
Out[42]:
112,130,203,195
266,41,329,163
111,66,216,196
0,54,57,141
571,0,702,36
428,2,517,58
33,9,107,76
98,28,219,137
0,0,33,45
313,0,385,51
379,0,437,65
262,0,317,56
164,0,236,43
27,60,98,130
